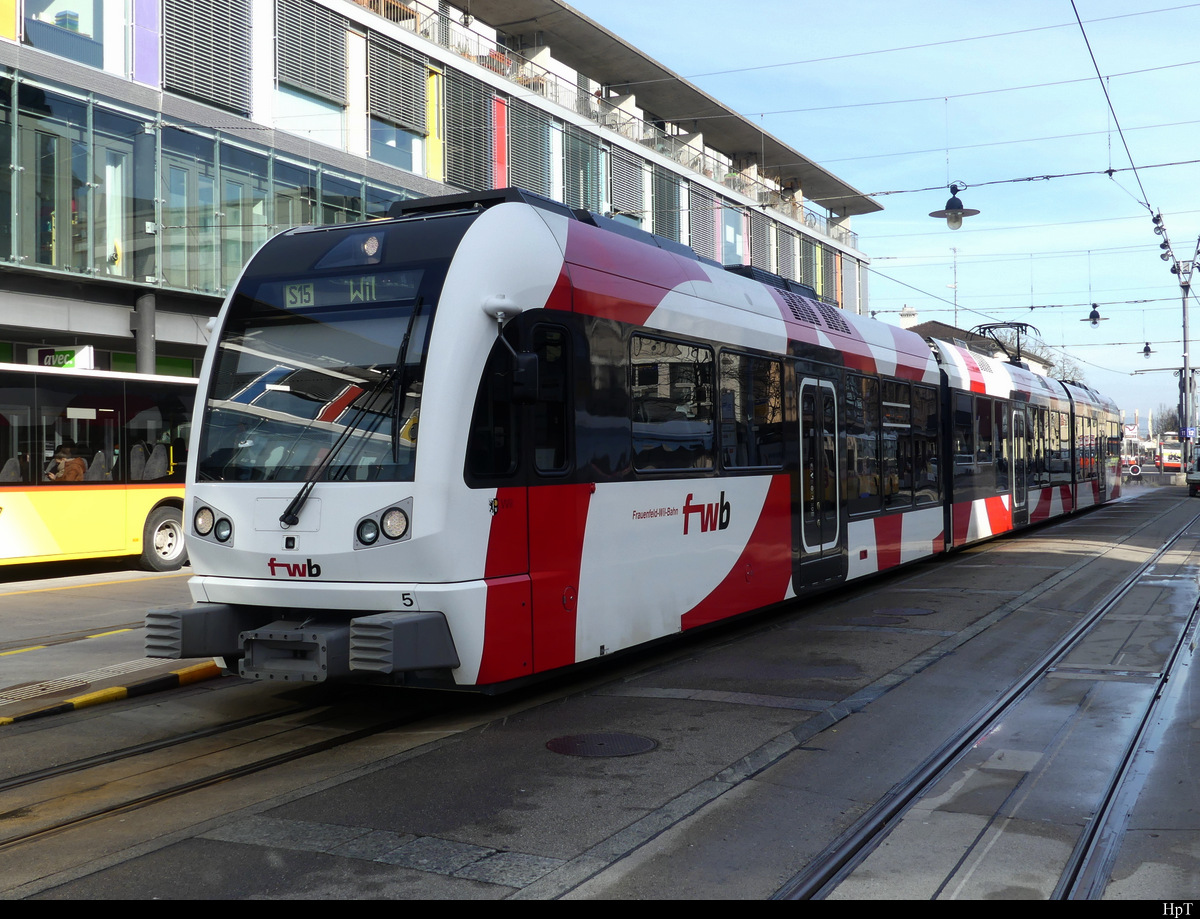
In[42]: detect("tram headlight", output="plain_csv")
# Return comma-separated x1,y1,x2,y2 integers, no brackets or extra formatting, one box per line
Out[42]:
357,518,380,545
194,506,215,536
213,517,233,542
381,507,409,540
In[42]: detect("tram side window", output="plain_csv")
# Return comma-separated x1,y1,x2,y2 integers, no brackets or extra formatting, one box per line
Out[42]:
1033,408,1047,486
912,385,940,505
846,374,881,515
882,380,912,508
466,335,520,479
532,325,570,475
1078,415,1096,479
994,399,1010,492
953,393,974,481
719,352,783,469
631,334,714,471
1049,411,1070,484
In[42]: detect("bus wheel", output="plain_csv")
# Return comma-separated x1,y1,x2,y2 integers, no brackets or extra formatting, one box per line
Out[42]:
142,507,187,571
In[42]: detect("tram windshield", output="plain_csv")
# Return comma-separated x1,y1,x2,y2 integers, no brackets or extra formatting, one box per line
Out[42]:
196,264,437,483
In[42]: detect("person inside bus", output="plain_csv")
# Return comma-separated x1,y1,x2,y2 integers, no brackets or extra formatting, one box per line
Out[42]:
45,443,86,482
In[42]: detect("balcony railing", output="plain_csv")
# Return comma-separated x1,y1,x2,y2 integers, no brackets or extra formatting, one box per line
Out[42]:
351,0,858,249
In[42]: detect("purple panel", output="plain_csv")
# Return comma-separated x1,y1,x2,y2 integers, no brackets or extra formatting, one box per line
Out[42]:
132,0,161,87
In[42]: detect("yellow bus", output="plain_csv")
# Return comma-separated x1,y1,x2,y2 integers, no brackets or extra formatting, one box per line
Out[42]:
0,363,195,570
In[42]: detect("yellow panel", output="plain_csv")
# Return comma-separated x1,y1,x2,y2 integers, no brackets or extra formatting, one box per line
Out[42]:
425,68,444,184
0,485,182,565
0,1,16,42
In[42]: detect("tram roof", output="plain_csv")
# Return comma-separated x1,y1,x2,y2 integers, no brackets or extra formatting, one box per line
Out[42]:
461,0,882,218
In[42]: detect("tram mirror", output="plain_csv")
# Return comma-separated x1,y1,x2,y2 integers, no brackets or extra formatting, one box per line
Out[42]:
511,352,539,404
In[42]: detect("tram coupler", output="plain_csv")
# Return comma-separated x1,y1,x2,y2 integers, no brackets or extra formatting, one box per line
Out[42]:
238,621,351,682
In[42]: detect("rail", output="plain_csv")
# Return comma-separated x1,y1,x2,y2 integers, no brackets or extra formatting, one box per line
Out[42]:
350,0,858,249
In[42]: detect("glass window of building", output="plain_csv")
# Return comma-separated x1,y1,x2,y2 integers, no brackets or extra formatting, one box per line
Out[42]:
722,205,744,265
276,85,345,152
321,171,363,225
274,157,318,231
17,85,87,272
366,179,417,221
23,2,106,71
0,76,12,263
370,118,425,175
93,105,153,281
220,141,270,288
160,126,218,292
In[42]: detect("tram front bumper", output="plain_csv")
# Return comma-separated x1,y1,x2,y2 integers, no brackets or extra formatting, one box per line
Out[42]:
145,605,459,683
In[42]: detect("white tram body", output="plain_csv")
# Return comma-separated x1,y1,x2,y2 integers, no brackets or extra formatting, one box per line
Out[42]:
146,190,1121,690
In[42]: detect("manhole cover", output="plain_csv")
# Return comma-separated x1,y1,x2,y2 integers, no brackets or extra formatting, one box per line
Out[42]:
546,732,658,757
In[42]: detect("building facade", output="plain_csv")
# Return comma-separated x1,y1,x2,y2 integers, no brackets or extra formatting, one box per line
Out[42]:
0,0,879,375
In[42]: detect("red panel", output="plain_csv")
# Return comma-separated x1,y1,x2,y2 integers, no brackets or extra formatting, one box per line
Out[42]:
565,221,708,288
681,475,793,629
984,495,1012,535
477,576,532,685
543,266,573,313
492,97,508,189
961,351,988,394
484,486,528,578
873,513,904,571
952,500,973,546
569,264,667,327
529,483,593,672
1031,488,1054,523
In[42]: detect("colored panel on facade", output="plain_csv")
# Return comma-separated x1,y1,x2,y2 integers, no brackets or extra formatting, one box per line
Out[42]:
425,69,444,183
492,96,508,189
133,0,161,86
0,0,15,41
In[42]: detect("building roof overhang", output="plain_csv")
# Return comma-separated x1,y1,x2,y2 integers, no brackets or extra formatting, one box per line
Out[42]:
461,0,882,218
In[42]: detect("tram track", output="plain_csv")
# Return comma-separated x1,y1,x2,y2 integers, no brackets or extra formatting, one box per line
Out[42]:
774,504,1200,900
2,493,1194,899
0,694,452,855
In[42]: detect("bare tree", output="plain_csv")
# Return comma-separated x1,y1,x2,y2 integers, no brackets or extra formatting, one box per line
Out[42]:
1154,404,1180,438
989,330,1084,382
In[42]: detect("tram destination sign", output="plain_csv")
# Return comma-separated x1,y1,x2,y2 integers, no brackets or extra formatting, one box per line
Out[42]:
274,269,422,311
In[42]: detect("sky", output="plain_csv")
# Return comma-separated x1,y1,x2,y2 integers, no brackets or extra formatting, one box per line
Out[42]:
565,0,1200,434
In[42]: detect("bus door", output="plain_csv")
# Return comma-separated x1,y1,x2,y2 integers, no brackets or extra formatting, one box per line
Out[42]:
1012,405,1028,527
798,377,842,581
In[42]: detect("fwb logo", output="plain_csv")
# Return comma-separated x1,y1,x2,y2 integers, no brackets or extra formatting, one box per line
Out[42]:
682,491,730,535
267,557,322,578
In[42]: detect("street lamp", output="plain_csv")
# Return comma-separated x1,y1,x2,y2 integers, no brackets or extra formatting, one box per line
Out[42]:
929,184,980,230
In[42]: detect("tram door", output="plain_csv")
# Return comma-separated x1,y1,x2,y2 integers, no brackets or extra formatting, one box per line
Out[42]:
1012,405,1029,527
799,378,842,579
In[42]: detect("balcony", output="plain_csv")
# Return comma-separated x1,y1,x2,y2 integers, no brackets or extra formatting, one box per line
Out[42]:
350,0,857,249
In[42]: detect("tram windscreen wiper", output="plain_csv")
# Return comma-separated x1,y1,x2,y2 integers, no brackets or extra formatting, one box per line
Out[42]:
278,297,424,528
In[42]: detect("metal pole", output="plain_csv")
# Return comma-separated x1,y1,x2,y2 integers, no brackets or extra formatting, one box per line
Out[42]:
1184,264,1193,467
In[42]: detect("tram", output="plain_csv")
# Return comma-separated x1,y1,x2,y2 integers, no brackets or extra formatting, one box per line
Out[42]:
146,188,1121,690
